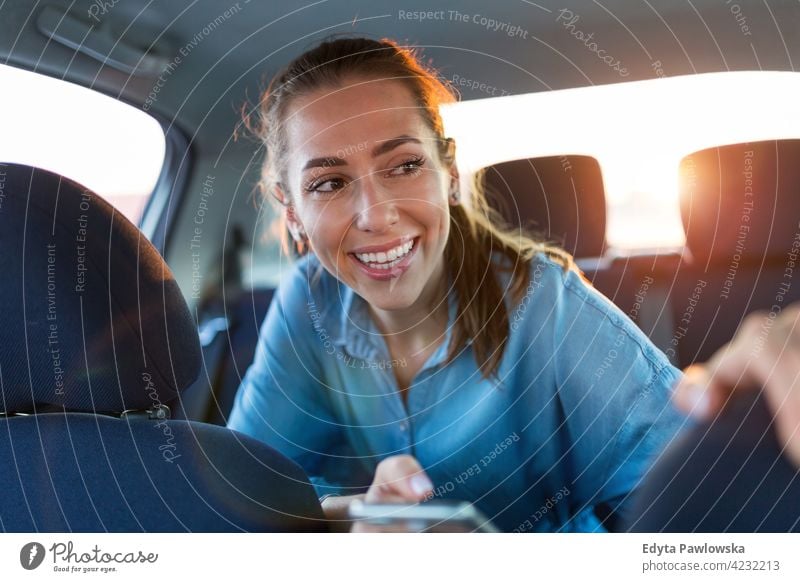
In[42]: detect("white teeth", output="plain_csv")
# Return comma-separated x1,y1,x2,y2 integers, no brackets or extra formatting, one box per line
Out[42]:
354,239,415,267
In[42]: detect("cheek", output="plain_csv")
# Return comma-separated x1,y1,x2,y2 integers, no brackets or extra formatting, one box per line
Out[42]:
412,199,450,248
300,205,351,259
415,174,450,222
437,209,451,246
430,195,451,234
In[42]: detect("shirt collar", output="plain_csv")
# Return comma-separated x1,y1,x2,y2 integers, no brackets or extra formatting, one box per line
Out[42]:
333,282,461,372
333,287,386,362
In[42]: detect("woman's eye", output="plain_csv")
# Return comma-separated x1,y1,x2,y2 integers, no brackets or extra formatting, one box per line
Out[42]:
305,177,348,196
388,156,425,177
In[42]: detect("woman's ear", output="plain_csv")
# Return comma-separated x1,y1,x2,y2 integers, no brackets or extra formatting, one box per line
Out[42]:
442,138,461,206
441,136,457,165
277,184,308,245
285,205,307,244
272,183,290,206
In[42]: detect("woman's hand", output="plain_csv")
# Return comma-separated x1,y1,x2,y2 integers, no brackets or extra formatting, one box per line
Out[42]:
364,454,434,503
348,455,434,532
321,455,434,531
673,305,800,467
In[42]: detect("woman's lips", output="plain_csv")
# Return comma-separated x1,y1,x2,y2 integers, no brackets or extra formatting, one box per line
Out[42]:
350,235,414,255
348,236,420,281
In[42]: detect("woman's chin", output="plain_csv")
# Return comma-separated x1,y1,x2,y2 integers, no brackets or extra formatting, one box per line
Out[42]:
357,284,420,312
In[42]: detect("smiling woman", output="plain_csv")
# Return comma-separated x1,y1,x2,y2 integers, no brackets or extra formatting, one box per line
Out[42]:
246,37,567,380
227,37,687,533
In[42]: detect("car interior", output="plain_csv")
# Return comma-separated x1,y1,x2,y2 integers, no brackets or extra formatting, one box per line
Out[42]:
1,0,799,532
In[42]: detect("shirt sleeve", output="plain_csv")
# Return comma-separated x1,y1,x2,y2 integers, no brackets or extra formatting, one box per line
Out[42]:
226,260,363,499
546,262,690,532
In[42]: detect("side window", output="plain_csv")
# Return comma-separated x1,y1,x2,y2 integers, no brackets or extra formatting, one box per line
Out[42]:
0,63,165,224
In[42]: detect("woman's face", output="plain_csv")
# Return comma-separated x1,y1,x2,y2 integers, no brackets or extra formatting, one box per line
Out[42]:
281,76,457,312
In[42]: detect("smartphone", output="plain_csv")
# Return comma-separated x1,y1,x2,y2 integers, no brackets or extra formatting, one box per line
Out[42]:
347,499,500,533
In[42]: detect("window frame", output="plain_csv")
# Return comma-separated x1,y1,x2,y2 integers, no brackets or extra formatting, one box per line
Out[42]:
138,121,191,255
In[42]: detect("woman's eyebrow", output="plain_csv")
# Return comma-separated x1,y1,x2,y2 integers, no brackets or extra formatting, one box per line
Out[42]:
302,157,344,171
372,135,422,157
301,136,423,172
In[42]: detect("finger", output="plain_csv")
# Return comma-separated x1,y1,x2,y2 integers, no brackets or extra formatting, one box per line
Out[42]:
704,311,773,388
674,315,767,418
673,363,731,419
364,488,421,504
734,308,800,415
760,307,800,401
758,345,800,468
370,455,433,502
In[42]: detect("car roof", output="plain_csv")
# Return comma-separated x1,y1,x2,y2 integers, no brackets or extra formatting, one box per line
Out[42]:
2,0,798,153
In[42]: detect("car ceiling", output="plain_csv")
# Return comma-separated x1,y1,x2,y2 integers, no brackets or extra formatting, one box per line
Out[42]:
2,0,799,156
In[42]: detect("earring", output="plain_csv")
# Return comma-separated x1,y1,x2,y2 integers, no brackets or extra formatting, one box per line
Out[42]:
449,189,460,203
286,204,309,251
292,227,309,254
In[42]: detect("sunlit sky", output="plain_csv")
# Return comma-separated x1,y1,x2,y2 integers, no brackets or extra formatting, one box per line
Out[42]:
0,64,165,223
442,71,800,250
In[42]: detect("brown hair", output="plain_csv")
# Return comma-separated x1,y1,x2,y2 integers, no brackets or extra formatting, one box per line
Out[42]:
245,37,571,379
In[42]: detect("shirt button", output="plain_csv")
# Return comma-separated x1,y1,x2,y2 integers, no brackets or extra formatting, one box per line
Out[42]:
399,421,409,432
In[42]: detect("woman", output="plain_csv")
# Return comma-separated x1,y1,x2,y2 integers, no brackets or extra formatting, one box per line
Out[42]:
227,37,686,532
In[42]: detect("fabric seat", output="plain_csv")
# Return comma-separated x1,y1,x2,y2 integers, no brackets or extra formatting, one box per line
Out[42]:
0,163,326,532
669,139,800,366
580,140,800,369
481,155,607,259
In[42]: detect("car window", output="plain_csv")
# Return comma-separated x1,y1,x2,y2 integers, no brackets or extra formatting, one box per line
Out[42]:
442,71,800,251
0,63,165,224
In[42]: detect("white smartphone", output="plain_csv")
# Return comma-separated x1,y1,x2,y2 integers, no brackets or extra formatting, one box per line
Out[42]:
348,499,500,533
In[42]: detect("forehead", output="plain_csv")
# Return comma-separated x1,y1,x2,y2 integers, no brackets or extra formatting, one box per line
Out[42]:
284,77,433,159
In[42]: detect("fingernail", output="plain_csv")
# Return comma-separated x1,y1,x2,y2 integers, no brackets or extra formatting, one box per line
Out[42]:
410,474,433,496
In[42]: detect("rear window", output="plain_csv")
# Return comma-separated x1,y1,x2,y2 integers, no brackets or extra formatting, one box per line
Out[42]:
0,64,165,224
442,71,800,252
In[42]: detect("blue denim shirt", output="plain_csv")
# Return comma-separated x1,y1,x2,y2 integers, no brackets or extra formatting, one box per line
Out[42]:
228,252,689,532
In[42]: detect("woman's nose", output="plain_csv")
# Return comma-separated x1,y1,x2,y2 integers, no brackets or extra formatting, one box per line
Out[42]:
354,175,399,233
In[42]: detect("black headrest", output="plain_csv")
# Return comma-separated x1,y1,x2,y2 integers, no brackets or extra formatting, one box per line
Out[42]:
481,155,607,258
680,140,800,265
0,164,200,414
